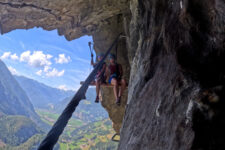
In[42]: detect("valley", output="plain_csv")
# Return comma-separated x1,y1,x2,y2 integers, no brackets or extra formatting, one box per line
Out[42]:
0,95,117,150
0,60,117,150
36,109,118,150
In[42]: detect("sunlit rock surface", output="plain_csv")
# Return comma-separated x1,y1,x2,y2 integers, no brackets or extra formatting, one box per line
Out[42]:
1,0,225,149
100,87,128,133
0,0,129,40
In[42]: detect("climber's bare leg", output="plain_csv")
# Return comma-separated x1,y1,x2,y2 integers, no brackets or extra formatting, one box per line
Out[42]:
96,80,101,97
119,79,126,98
111,78,118,100
95,80,101,103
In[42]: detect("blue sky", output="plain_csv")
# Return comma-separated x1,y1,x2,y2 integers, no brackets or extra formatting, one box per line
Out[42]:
0,28,95,91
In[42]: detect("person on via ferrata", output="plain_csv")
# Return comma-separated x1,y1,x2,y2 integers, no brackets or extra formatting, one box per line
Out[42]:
106,53,126,106
91,53,106,103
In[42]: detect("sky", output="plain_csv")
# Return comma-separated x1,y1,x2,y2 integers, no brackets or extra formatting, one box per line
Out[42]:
0,28,95,91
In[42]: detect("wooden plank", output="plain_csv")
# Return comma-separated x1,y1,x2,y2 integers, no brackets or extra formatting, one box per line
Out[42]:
80,81,128,87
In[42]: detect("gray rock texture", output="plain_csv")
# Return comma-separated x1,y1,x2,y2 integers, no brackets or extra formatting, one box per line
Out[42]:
1,0,225,150
100,87,128,133
0,0,129,40
119,0,225,150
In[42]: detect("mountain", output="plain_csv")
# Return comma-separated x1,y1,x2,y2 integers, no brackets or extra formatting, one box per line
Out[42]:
1,134,45,150
0,60,48,130
0,114,43,146
54,88,108,122
15,75,74,108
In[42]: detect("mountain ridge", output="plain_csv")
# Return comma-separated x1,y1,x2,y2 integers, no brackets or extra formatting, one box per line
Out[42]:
53,87,108,122
15,75,75,108
0,60,48,130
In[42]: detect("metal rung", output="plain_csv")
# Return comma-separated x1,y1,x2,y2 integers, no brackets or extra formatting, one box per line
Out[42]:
111,133,120,142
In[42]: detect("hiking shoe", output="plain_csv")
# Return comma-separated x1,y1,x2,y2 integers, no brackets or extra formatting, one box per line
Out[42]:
116,97,121,106
95,96,99,103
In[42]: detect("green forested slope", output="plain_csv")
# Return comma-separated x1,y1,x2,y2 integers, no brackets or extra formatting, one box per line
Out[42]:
37,109,118,150
0,60,48,130
0,115,42,146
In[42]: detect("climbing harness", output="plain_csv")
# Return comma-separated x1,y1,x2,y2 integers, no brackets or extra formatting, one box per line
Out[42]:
111,133,120,142
37,33,122,150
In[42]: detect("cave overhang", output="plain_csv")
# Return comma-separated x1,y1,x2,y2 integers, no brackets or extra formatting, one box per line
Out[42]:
0,0,130,40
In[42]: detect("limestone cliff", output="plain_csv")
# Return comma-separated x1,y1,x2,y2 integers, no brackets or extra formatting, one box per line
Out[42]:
100,87,128,133
119,0,225,150
0,0,129,40
1,0,225,150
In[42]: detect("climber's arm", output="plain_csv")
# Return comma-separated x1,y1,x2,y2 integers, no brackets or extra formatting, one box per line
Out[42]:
91,56,94,66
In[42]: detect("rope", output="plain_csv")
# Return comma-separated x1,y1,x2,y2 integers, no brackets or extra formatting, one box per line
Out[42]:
37,33,122,150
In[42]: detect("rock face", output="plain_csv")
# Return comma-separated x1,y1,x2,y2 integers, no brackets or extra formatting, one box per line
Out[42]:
119,0,225,150
92,14,131,81
0,0,129,40
100,87,128,133
1,0,225,150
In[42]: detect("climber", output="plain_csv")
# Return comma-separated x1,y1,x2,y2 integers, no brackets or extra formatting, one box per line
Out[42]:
91,53,106,103
106,53,126,106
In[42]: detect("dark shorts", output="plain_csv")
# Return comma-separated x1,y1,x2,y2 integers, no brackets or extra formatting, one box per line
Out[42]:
108,74,120,84
108,76,114,84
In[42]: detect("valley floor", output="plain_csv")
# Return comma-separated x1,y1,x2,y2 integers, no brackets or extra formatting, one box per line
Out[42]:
36,109,118,150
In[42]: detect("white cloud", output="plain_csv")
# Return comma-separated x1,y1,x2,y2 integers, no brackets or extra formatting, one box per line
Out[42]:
55,54,71,64
43,66,51,72
47,54,53,59
1,50,67,78
8,66,19,75
46,68,64,77
36,70,43,76
36,67,65,77
20,51,53,68
58,85,68,91
1,52,11,59
20,51,30,62
1,52,19,61
10,53,19,60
